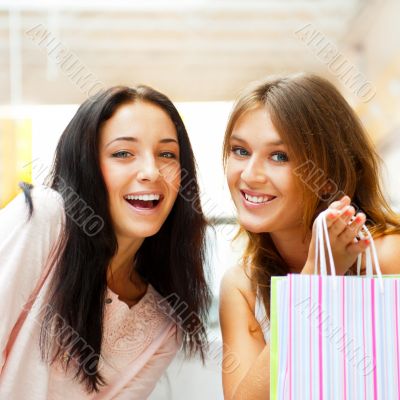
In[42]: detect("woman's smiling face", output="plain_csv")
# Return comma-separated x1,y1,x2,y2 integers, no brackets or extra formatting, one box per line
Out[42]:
226,106,303,234
99,101,181,242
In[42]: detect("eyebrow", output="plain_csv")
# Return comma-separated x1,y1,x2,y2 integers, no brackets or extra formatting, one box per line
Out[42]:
106,136,178,148
230,135,284,146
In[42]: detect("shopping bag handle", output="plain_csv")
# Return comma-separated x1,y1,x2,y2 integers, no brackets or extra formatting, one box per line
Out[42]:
314,210,383,290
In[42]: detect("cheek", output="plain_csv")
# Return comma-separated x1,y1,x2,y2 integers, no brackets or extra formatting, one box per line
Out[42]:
274,167,295,193
164,164,181,198
226,159,239,184
100,159,121,197
226,173,235,193
279,173,304,216
100,161,112,190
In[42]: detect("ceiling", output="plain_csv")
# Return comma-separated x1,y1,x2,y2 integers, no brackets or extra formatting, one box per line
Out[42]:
0,0,370,104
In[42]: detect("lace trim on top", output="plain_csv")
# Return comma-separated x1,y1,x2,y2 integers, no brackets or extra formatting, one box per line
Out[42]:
48,284,176,392
101,284,172,372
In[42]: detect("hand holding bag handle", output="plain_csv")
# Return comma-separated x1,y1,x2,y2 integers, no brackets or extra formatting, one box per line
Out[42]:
314,210,384,291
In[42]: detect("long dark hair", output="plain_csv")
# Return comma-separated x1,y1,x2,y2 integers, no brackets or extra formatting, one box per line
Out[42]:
25,86,211,392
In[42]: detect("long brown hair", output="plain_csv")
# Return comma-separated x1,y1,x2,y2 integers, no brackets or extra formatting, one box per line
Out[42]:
223,73,400,318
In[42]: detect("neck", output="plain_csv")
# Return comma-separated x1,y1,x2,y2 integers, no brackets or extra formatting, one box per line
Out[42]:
269,226,311,274
107,236,147,299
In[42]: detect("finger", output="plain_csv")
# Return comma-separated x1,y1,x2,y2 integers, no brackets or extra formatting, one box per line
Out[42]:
325,209,341,228
329,201,342,210
341,205,356,221
346,237,370,256
341,195,351,206
329,195,351,210
326,206,355,235
339,212,366,244
347,212,367,237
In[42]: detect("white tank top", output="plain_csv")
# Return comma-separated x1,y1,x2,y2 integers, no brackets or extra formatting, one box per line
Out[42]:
255,290,270,342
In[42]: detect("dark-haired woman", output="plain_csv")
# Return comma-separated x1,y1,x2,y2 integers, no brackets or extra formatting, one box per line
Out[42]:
0,86,211,399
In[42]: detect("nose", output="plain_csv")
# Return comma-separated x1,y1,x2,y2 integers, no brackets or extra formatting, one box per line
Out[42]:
136,155,161,182
240,155,268,185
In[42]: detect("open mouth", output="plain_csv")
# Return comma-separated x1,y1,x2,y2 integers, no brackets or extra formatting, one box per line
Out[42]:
240,191,277,204
124,194,164,210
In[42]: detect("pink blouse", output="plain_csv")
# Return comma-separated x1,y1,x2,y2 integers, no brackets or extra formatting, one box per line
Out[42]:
0,186,182,399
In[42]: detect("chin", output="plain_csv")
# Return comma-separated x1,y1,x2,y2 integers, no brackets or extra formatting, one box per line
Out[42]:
135,226,163,238
119,221,163,240
238,217,270,234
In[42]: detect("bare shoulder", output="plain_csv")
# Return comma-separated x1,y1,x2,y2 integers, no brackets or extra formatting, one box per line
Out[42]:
220,264,257,313
373,234,400,275
221,264,252,292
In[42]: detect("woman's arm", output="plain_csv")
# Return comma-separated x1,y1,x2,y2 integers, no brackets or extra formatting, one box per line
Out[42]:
0,186,64,371
229,345,270,400
219,266,269,400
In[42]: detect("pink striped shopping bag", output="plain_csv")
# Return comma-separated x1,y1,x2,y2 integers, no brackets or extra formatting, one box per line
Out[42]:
270,211,400,400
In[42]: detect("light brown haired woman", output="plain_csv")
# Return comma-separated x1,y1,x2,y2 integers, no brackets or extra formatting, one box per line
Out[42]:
219,74,400,399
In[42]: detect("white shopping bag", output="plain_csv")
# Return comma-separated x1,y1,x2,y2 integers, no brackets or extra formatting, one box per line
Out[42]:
270,211,400,400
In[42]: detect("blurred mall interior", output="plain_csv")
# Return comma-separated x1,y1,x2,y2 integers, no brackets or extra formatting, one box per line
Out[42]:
0,0,399,398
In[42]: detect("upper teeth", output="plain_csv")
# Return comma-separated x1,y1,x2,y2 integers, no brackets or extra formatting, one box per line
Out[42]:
125,194,161,201
244,193,273,203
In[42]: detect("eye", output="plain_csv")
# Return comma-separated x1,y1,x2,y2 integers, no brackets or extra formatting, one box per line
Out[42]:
271,152,289,163
160,152,177,159
111,150,133,159
231,146,250,157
